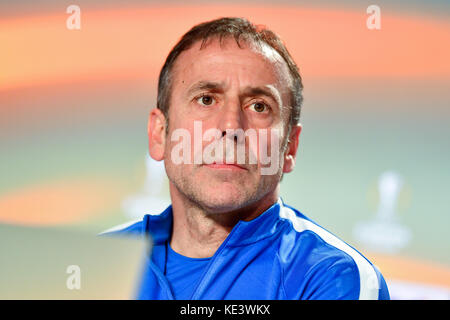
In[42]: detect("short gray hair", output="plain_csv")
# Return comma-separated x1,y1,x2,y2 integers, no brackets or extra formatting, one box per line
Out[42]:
157,17,303,130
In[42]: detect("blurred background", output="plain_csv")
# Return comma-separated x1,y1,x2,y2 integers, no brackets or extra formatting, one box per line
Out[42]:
0,0,449,299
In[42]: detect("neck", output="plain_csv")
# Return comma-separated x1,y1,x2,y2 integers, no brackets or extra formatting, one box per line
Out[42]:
169,182,279,258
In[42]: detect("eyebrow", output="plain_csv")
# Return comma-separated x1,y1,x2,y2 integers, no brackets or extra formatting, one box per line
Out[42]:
241,86,281,106
186,81,225,98
186,81,281,106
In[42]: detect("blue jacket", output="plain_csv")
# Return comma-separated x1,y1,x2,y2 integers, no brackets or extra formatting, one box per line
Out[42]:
103,198,390,300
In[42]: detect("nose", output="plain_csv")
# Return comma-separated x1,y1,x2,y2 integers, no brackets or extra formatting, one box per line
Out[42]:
218,98,245,143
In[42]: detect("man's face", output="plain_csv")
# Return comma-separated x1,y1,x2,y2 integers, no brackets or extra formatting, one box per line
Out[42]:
160,38,296,213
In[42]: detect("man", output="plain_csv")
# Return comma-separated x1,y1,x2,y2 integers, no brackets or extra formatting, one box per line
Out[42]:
102,17,390,300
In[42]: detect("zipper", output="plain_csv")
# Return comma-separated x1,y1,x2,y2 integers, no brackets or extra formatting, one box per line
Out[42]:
149,260,174,299
188,221,244,300
147,243,175,300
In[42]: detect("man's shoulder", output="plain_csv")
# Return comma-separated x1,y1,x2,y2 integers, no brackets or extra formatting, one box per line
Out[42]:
278,202,389,299
278,203,363,263
98,217,147,237
98,205,172,243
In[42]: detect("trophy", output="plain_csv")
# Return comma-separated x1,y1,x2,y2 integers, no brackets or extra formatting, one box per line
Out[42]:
353,171,412,253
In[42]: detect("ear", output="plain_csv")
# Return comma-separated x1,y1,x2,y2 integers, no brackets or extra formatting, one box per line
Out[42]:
148,108,166,161
282,124,302,173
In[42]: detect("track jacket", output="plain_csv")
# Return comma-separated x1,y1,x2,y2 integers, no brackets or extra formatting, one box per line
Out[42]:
102,198,390,300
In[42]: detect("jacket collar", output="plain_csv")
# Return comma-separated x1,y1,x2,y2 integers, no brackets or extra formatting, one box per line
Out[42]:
143,198,285,246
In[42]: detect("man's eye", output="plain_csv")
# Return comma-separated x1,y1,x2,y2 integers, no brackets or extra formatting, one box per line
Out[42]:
197,95,215,106
249,102,269,113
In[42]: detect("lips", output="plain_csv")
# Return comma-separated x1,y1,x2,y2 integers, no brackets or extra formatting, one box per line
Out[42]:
203,162,247,171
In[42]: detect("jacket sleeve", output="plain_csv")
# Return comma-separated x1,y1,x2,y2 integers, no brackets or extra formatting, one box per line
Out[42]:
300,256,361,300
284,254,390,300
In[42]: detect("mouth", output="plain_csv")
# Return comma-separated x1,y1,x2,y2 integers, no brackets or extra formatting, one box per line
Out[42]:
203,162,247,171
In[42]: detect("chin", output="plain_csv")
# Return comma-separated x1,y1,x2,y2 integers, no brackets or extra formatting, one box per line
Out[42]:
197,185,250,213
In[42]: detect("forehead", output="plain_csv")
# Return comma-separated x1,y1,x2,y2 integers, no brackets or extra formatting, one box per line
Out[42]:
171,37,293,94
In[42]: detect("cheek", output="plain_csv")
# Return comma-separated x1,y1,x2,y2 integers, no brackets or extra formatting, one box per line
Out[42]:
168,120,225,163
164,118,196,163
249,128,284,163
